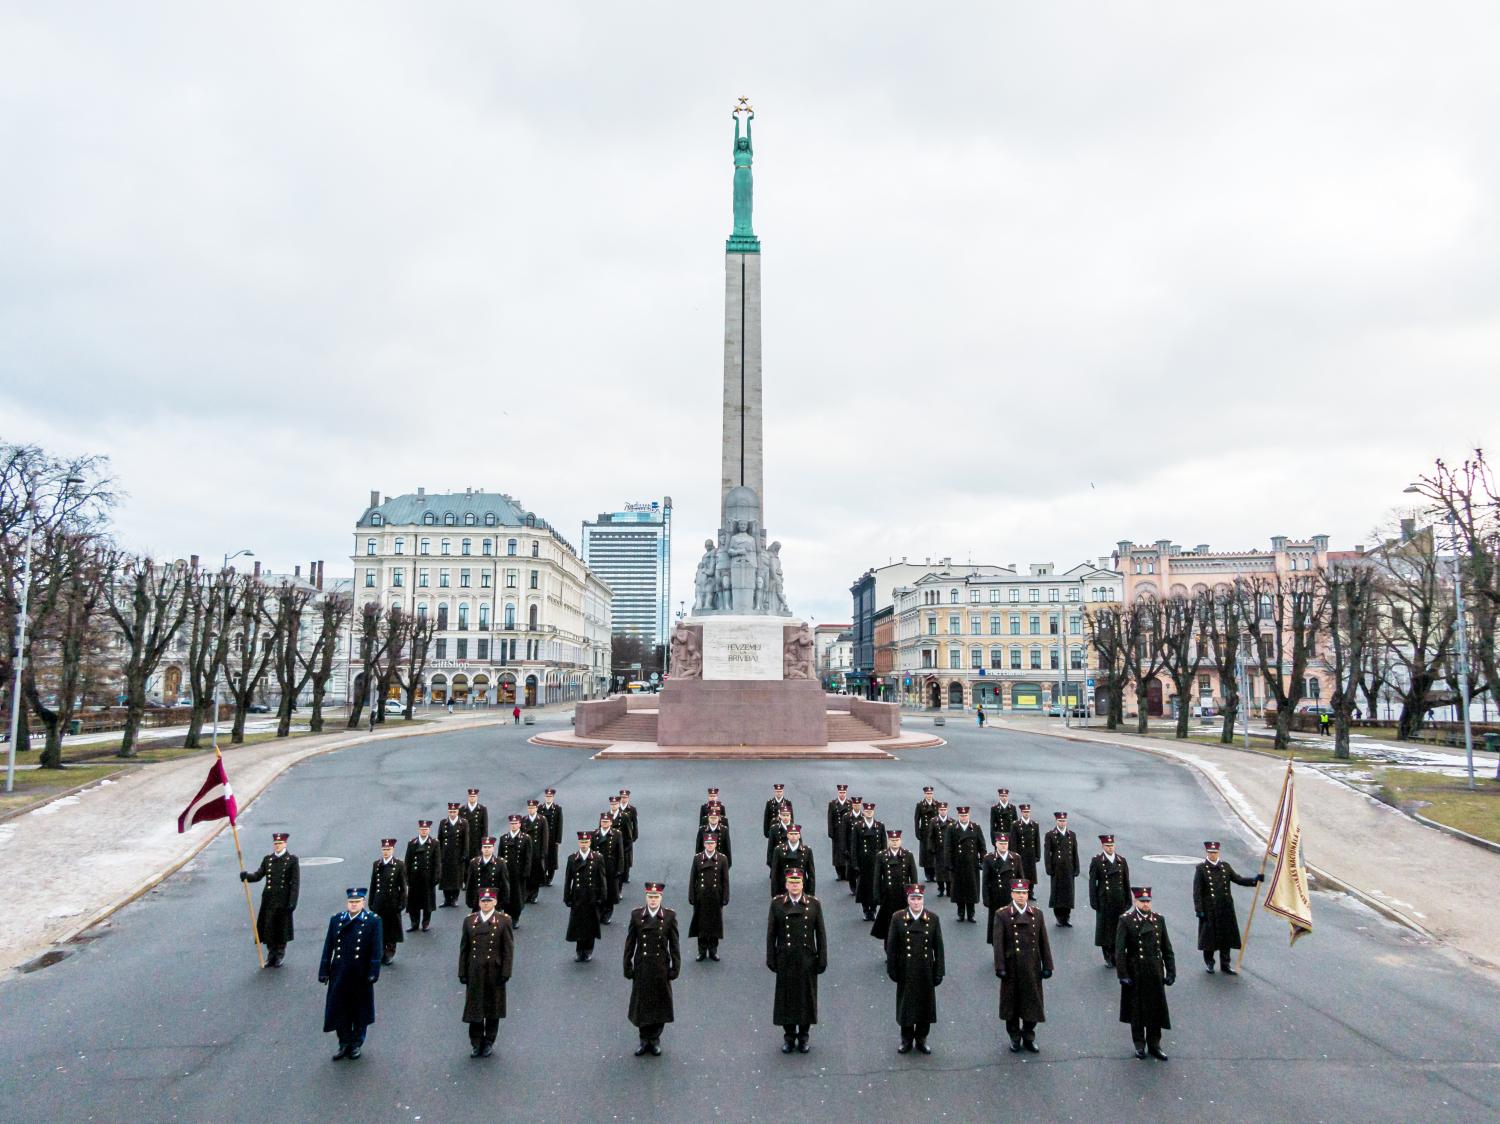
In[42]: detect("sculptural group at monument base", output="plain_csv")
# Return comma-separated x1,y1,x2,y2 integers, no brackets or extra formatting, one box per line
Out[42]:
690,486,790,616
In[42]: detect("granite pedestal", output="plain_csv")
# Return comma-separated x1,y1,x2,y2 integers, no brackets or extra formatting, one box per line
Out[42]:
656,678,828,747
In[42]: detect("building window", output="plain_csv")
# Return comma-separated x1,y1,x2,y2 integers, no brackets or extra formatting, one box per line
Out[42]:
927,616,937,637
949,648,962,669
1009,589,1020,603
990,647,1003,669
532,541,540,558
364,570,375,588
1049,614,1060,635
504,604,516,628
445,513,456,526
948,615,960,634
392,568,404,588
1030,649,1042,670
437,539,449,556
457,638,468,659
1011,648,1022,670
1029,615,1040,635
990,614,1001,635
505,570,517,589
970,648,983,669
478,638,490,659
1069,615,1081,635
460,569,471,588
1049,648,1060,670
1010,615,1020,635
481,571,491,589
970,589,981,603
529,570,539,590
1199,673,1212,692
1028,588,1040,603
989,590,1001,603
439,569,451,588
370,513,382,526
1071,648,1085,671
436,639,447,659
485,513,496,526
462,538,472,556
418,568,429,588
437,605,449,630
1047,588,1058,602
423,512,436,525
507,539,518,556
479,604,490,629
465,513,476,526
419,538,430,555
970,614,981,634
1068,587,1080,601
394,537,404,555
1305,677,1320,700
950,589,959,604
529,604,539,630
417,604,428,622
482,539,493,556
458,604,469,630
366,539,376,556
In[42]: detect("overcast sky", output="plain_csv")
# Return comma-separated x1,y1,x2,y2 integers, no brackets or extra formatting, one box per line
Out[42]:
4,3,1498,626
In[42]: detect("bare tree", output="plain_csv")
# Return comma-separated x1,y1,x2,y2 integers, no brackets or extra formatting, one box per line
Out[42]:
372,605,409,724
307,590,352,733
399,611,437,719
1327,558,1382,760
1158,592,1206,738
1373,524,1454,740
223,576,278,744
182,567,245,748
1236,571,1330,750
105,557,191,757
1086,605,1128,729
1200,588,1245,744
269,579,316,738
347,602,397,730
1120,594,1168,735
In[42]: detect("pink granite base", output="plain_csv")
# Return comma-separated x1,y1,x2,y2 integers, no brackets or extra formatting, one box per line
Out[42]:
656,678,829,746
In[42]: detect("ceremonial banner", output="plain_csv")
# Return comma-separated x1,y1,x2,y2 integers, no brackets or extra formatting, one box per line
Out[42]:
1262,768,1312,945
177,756,237,832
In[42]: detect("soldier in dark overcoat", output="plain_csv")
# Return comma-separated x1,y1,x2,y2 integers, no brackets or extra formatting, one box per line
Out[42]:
242,831,299,967
924,802,953,895
827,784,852,881
1193,841,1261,973
943,807,986,922
1089,834,1131,966
624,883,681,1056
688,833,731,960
458,887,514,1057
765,803,794,866
697,805,732,867
884,885,944,1054
318,887,382,1060
851,802,888,920
913,786,940,883
698,786,727,823
437,803,468,907
762,783,793,838
592,812,625,923
1007,803,1042,887
993,879,1053,1053
563,832,608,960
842,797,865,889
404,821,440,932
871,830,918,941
770,825,816,897
1116,886,1175,1060
616,789,639,886
520,799,550,902
368,839,407,964
495,815,532,926
981,833,1025,944
465,837,510,913
1042,812,1080,926
989,788,1018,842
608,795,631,887
766,869,826,1053
461,788,488,861
539,788,563,886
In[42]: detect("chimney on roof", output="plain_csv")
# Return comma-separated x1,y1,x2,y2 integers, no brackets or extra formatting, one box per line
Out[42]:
190,553,199,571
370,490,380,510
466,486,473,495
253,560,261,579
316,560,325,590
294,565,301,578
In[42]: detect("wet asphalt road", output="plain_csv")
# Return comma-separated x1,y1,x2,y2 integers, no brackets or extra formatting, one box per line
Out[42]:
1,718,1497,1123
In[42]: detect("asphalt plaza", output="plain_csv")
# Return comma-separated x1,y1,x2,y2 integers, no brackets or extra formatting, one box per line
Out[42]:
0,719,1496,1123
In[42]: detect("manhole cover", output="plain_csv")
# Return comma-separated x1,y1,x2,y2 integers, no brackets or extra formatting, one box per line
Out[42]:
1141,854,1202,865
300,856,345,866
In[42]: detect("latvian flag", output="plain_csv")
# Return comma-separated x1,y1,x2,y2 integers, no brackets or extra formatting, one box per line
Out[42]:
177,756,238,833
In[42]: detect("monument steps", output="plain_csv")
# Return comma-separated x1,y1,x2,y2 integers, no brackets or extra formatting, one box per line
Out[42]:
826,713,893,743
592,713,660,742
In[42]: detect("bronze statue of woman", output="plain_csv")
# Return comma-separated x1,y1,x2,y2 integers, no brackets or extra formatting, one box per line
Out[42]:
732,108,754,237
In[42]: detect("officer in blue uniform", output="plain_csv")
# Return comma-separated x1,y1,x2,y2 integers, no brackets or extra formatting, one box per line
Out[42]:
318,887,383,1061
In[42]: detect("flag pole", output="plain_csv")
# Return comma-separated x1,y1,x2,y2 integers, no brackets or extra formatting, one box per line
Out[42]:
1237,757,1293,971
219,745,265,969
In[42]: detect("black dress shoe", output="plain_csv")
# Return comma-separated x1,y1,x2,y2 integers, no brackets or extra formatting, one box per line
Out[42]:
407,925,419,932
332,1045,350,1061
709,948,720,962
796,1037,810,1053
1009,1039,1022,1053
897,1042,912,1054
635,1043,650,1056
1135,1047,1148,1060
916,1041,932,1055
582,951,592,962
1023,1041,1040,1054
470,1045,484,1058
1149,1046,1169,1061
648,1043,662,1056
421,923,430,932
1205,963,1216,974
480,1043,494,1058
1221,966,1237,976
696,950,707,962
347,1046,361,1060
782,1039,795,1053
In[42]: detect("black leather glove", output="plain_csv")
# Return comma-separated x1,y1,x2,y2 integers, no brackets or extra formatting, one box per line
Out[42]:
1041,968,1052,979
368,973,378,983
1195,911,1203,918
1165,974,1176,986
995,970,1004,979
240,871,250,882
1119,978,1132,986
318,975,329,985
624,966,634,980
1256,873,1265,883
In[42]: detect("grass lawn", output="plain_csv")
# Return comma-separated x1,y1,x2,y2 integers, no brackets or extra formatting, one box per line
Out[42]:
1378,768,1500,844
1130,727,1352,766
0,762,130,819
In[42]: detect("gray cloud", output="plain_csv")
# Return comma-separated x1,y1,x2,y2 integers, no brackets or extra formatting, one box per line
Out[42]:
2,3,1497,625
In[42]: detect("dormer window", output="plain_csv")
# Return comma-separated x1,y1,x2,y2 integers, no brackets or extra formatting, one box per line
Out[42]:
465,513,477,526
444,512,456,526
423,512,436,525
370,513,383,526
484,513,496,526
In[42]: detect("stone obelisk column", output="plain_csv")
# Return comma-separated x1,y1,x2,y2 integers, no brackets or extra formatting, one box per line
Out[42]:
721,99,763,530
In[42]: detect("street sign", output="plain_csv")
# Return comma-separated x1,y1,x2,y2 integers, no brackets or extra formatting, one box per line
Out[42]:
649,672,659,683
1087,678,1095,687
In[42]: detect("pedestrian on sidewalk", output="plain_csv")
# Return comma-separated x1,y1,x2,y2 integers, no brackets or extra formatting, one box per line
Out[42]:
318,887,382,1061
447,699,454,716
977,704,986,728
512,705,521,724
1319,712,1330,736
458,887,513,1058
241,831,298,967
1192,841,1261,975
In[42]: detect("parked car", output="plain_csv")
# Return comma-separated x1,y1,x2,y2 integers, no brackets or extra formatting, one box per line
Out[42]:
1299,704,1334,716
1046,703,1089,717
176,697,194,707
247,702,271,714
383,699,405,715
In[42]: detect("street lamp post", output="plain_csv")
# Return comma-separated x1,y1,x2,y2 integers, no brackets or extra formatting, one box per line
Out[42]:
6,475,85,793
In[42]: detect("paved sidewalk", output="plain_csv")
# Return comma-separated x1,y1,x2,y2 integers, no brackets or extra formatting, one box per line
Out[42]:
989,715,1500,972
0,710,527,975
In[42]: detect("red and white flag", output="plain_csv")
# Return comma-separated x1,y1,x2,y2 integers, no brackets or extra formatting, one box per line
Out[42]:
177,756,238,833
